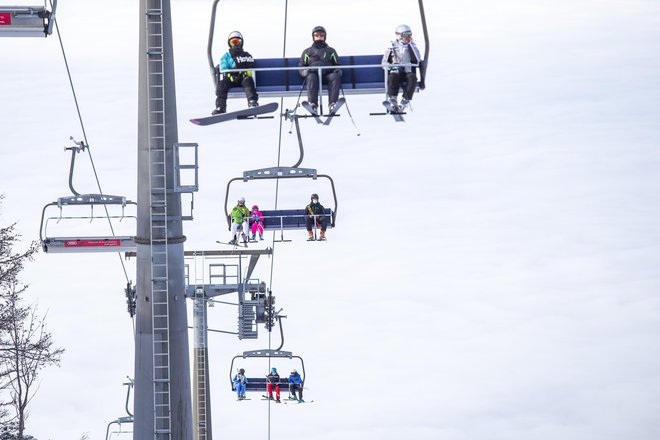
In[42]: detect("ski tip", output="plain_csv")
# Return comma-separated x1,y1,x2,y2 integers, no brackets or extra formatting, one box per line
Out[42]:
189,119,201,125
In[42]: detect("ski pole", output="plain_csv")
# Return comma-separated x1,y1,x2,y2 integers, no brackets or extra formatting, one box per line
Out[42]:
340,86,361,136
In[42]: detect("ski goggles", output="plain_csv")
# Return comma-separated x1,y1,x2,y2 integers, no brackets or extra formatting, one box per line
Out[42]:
312,32,326,38
398,31,413,39
229,37,242,47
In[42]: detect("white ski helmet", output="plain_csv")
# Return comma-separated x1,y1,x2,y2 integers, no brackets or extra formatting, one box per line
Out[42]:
227,31,243,47
395,24,412,38
238,197,245,205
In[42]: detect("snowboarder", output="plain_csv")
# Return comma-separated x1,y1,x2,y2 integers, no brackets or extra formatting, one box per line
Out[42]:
305,193,328,241
249,205,265,240
213,31,259,115
287,369,304,403
266,367,281,403
229,197,250,245
299,26,342,114
382,24,422,111
233,368,248,400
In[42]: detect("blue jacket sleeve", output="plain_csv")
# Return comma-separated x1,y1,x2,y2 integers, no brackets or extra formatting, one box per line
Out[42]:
220,52,235,71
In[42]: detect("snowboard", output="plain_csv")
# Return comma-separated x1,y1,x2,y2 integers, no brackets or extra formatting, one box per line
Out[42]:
190,102,278,126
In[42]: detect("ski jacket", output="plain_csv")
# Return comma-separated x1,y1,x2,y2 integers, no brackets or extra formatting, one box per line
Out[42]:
233,373,248,385
288,372,303,385
305,201,326,217
267,372,280,384
299,41,340,77
382,39,422,74
231,205,250,223
220,48,256,81
249,210,264,224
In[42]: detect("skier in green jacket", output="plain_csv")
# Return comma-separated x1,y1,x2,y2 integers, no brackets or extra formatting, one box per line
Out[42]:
230,197,250,245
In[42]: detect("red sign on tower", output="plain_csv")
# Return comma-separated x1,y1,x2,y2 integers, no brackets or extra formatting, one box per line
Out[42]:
0,13,11,25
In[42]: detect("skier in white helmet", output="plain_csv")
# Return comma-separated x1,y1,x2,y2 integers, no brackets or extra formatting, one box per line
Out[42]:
382,24,422,111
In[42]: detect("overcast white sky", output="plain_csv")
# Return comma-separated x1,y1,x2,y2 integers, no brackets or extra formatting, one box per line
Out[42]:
2,0,660,439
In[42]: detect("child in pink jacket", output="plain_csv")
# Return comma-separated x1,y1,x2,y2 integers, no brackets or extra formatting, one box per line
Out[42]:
249,205,265,240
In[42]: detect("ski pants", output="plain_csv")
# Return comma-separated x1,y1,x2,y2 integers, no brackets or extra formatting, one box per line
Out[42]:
216,75,258,109
250,220,264,236
267,383,280,400
231,221,249,240
305,70,341,105
306,215,327,232
289,383,303,400
235,383,246,397
387,70,417,101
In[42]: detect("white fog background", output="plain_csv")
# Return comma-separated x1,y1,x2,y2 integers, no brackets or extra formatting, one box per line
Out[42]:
1,0,660,439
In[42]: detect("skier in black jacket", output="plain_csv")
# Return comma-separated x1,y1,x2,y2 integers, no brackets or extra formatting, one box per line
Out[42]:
305,193,328,241
299,26,341,113
213,31,259,115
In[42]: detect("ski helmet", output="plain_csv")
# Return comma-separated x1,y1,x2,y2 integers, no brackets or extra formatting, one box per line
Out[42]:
271,367,277,373
239,368,245,374
395,24,412,38
312,26,326,40
252,205,259,210
292,369,297,374
311,193,319,200
227,31,243,48
238,197,245,205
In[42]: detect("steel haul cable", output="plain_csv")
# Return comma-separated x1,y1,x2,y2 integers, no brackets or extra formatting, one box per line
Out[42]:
50,1,132,316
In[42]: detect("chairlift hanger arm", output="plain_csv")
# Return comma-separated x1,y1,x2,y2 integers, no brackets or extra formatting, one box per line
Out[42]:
418,0,429,89
317,174,338,226
39,202,58,244
207,0,221,87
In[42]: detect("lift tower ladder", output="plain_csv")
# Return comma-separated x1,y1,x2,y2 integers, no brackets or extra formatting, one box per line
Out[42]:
146,6,172,438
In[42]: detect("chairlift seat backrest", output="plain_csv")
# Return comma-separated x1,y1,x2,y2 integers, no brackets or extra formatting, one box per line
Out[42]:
226,55,423,98
229,208,335,231
234,377,296,392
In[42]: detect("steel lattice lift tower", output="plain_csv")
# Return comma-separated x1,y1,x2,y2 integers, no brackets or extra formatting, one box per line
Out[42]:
134,0,193,438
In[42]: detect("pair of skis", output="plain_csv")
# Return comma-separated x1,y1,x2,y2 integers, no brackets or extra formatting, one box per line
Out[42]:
216,237,248,248
300,98,345,125
380,100,406,122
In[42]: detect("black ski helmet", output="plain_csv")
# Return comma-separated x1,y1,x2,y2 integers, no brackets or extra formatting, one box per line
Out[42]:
312,26,326,40
239,368,245,374
311,193,319,200
227,31,243,48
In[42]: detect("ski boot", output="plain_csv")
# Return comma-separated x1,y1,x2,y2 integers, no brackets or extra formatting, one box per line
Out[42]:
318,230,326,241
307,231,315,241
259,234,264,240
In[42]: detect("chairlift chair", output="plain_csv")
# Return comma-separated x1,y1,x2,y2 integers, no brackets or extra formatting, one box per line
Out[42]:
206,0,429,104
229,348,306,394
39,194,137,253
224,166,337,242
0,1,57,37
